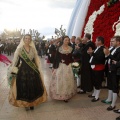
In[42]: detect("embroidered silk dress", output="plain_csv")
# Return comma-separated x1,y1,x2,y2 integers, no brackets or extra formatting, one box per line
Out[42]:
49,46,77,100
9,46,47,107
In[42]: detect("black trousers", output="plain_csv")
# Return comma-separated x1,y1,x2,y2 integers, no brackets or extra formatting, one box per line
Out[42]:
92,70,104,90
7,50,11,56
107,71,120,93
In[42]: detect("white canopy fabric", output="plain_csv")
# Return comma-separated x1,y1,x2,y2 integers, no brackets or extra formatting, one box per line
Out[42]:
67,0,91,38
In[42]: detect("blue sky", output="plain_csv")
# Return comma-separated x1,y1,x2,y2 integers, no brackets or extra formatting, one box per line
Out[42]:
0,0,76,38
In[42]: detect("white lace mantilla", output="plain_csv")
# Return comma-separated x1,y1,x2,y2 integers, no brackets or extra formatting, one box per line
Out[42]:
59,46,73,54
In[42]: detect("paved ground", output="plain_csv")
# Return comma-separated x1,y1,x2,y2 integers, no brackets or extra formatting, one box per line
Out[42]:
0,54,120,120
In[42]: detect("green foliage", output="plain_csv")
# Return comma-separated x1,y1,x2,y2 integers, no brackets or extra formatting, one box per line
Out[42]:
107,0,119,7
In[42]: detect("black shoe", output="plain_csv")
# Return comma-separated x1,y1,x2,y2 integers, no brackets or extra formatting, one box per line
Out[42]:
77,91,86,94
64,100,68,103
30,106,34,110
114,109,120,114
102,86,108,89
25,107,29,111
107,106,116,111
88,95,95,98
91,98,99,102
116,116,120,120
77,86,81,88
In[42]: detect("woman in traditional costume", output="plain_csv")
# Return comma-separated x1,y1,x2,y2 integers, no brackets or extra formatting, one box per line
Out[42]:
8,34,47,110
49,36,77,102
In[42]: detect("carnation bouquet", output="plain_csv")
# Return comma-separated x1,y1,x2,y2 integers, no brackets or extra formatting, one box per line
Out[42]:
71,62,81,78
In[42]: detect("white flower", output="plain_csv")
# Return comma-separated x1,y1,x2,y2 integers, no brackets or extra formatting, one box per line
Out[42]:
72,62,79,67
113,16,120,36
84,4,105,40
61,59,65,63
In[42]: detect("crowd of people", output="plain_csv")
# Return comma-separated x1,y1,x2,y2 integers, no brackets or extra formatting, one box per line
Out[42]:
0,39,18,55
0,39,46,57
0,33,120,120
46,34,120,120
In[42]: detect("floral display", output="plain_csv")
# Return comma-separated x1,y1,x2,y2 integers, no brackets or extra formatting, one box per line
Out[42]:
113,17,120,35
81,0,120,47
84,4,105,41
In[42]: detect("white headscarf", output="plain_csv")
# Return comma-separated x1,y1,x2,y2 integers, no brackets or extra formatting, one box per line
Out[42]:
16,35,37,54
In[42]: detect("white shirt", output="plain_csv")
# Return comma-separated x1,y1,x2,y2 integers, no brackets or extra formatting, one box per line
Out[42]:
89,46,100,63
47,45,51,53
109,46,113,51
108,47,120,64
105,47,113,64
87,40,91,42
89,46,101,69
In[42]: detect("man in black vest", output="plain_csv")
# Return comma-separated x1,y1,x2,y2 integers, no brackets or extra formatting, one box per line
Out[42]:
101,37,115,104
79,33,95,94
88,36,105,102
70,36,76,50
47,40,56,68
103,36,120,111
103,38,114,88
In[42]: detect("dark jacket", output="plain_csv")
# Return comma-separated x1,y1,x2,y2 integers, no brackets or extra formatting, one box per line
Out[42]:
107,47,120,72
90,46,105,65
72,43,84,62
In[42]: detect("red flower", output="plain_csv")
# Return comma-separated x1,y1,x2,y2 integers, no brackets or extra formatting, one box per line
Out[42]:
81,0,120,47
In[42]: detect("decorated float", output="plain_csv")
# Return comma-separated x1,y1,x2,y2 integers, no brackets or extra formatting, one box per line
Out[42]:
67,0,120,47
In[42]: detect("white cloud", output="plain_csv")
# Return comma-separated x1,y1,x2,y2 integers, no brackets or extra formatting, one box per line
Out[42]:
0,0,76,38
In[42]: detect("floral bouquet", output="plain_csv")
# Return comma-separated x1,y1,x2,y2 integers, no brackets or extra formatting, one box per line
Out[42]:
72,62,81,78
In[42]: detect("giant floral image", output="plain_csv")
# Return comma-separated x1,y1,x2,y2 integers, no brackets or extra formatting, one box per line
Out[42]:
82,0,120,47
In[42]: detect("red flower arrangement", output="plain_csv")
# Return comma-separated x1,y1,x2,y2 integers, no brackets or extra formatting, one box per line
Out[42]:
81,0,120,47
